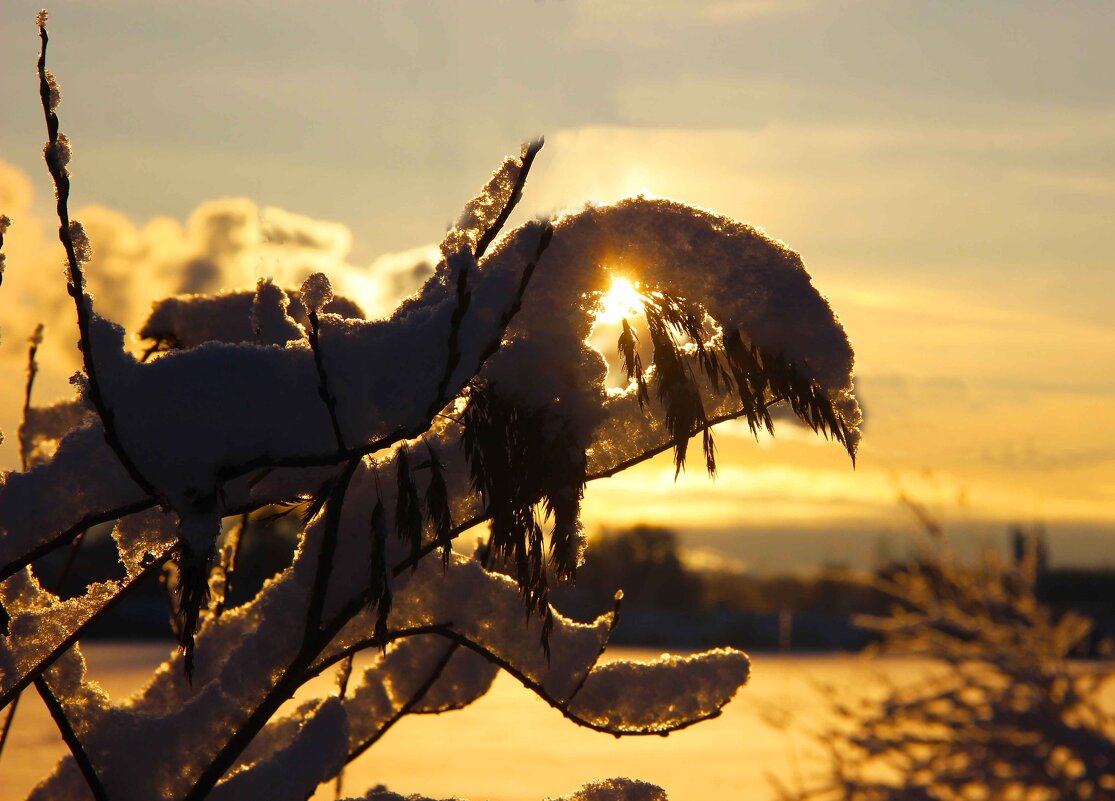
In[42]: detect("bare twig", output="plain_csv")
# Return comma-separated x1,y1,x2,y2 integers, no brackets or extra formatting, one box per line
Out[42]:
34,673,109,801
305,458,360,638
0,213,9,288
53,529,86,592
0,693,20,769
36,15,157,499
471,220,553,372
307,308,347,451
391,396,786,575
0,306,104,796
345,641,459,762
0,498,158,584
474,137,544,260
181,611,443,801
183,630,339,800
431,139,544,420
0,550,172,710
332,652,355,800
5,212,558,588
18,324,44,468
428,627,721,737
430,251,473,420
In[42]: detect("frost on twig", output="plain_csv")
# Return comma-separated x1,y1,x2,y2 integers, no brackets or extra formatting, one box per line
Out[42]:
37,13,156,500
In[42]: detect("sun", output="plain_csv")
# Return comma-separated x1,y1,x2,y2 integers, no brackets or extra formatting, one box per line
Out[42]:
594,277,647,324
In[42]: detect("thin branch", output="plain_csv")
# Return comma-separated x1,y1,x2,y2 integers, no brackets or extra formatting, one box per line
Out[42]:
588,396,782,482
303,624,454,681
430,250,472,420
429,627,723,737
305,458,360,638
473,137,544,260
34,673,109,801
0,497,158,583
391,396,787,576
0,693,19,767
18,324,44,468
332,652,355,800
345,641,459,762
181,608,439,801
182,627,339,801
471,220,553,371
0,550,172,710
0,213,9,289
36,17,156,499
307,309,347,451
0,313,102,794
565,591,623,704
214,425,409,485
7,211,558,583
53,529,87,592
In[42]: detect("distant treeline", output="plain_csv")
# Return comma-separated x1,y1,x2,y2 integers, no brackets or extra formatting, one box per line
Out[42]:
31,521,1115,654
551,525,1115,654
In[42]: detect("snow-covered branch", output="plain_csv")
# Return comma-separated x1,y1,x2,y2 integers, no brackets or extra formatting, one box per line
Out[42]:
0,16,863,800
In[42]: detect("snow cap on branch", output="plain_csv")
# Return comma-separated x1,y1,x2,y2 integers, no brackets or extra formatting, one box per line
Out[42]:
300,272,334,315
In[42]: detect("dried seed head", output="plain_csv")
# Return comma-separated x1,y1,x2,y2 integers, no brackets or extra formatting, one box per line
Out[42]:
36,9,48,27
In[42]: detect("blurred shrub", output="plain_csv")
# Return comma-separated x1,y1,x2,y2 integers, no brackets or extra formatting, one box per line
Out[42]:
777,530,1115,801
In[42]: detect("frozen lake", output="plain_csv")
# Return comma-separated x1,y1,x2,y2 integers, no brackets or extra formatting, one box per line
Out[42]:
2,643,1110,800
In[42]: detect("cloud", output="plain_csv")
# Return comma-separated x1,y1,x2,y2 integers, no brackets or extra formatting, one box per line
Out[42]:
0,162,33,216
0,160,438,468
570,0,835,46
521,121,1115,293
2,131,1113,540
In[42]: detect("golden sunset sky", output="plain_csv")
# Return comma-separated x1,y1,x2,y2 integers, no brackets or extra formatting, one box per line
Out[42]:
0,1,1112,569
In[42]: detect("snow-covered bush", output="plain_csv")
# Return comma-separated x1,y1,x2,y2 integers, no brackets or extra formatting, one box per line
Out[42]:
774,514,1115,801
0,13,860,801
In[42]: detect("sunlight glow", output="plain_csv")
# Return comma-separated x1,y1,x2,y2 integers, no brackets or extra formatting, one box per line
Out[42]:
594,277,647,324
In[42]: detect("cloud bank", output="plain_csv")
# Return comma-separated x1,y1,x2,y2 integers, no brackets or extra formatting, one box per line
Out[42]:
0,160,437,467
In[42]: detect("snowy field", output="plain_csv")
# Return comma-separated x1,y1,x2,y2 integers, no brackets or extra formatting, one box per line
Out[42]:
4,643,1112,801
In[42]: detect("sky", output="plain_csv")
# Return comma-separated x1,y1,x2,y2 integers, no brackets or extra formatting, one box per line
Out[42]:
0,0,1112,571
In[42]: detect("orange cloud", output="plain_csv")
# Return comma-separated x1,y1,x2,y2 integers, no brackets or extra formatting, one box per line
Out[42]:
0,161,437,468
